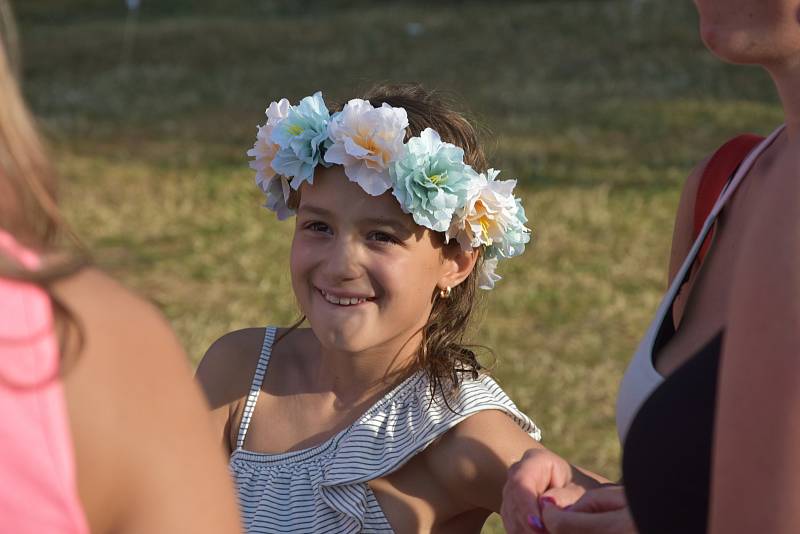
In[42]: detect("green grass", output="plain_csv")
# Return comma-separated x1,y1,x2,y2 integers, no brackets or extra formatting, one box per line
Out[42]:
16,1,783,531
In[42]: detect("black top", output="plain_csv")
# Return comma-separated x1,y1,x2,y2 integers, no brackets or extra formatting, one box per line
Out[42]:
622,330,722,533
620,155,745,533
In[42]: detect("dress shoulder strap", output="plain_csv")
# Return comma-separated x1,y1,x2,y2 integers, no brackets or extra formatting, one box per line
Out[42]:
235,326,277,450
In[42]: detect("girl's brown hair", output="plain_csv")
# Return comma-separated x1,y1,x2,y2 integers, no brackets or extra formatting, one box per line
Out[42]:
0,0,88,371
360,83,489,401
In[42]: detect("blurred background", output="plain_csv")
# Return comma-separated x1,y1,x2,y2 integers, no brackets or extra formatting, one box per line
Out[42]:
14,0,781,531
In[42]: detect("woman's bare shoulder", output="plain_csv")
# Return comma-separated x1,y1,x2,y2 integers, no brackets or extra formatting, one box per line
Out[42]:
51,265,213,424
727,141,800,337
52,267,185,372
53,266,155,321
51,267,243,533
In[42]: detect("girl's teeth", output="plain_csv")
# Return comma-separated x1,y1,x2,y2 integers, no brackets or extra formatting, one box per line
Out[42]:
321,291,366,306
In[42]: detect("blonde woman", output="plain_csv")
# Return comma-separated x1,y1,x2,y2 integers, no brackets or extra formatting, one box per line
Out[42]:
0,3,241,532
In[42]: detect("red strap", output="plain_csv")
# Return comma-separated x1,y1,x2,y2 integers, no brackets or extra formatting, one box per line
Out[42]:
693,134,764,265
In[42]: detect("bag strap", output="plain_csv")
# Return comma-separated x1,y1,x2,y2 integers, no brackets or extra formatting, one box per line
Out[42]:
693,134,764,265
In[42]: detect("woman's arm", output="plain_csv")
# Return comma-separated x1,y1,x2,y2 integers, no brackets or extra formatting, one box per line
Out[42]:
709,145,800,533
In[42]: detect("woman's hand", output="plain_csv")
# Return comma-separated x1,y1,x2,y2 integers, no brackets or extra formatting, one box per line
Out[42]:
500,448,583,533
541,485,637,534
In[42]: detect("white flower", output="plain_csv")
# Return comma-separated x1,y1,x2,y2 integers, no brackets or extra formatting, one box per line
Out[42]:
324,99,409,196
247,98,291,187
477,255,502,290
257,174,294,220
446,169,520,251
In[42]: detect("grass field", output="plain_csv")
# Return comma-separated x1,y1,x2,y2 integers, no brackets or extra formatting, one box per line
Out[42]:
16,0,783,531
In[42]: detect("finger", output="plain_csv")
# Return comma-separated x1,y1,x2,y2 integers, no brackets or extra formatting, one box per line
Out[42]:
502,470,538,511
542,504,593,534
501,496,540,534
501,448,575,532
501,461,548,530
542,505,631,534
541,483,586,508
570,485,627,514
501,478,547,534
510,456,552,496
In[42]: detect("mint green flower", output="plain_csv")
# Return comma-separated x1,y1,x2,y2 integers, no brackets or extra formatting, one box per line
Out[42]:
271,91,332,188
390,128,480,232
491,198,531,259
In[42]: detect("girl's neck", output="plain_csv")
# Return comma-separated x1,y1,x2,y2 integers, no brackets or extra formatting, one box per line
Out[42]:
310,330,422,405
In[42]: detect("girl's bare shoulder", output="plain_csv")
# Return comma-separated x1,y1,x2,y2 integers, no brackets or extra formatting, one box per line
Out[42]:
196,326,304,408
196,327,274,409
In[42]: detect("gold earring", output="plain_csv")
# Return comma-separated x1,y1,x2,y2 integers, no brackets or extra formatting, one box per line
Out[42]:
439,286,452,299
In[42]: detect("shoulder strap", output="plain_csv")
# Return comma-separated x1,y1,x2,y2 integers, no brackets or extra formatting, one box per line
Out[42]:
235,326,277,450
693,134,764,265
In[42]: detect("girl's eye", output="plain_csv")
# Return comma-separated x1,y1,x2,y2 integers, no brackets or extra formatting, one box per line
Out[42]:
368,231,398,244
305,221,332,234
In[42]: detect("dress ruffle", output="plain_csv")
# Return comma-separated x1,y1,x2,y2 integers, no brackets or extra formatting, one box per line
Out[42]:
231,369,540,533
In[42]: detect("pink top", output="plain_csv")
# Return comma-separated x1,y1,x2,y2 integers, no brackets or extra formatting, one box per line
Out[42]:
0,230,89,534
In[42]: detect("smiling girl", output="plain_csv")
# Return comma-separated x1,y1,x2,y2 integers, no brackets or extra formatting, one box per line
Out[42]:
197,84,602,533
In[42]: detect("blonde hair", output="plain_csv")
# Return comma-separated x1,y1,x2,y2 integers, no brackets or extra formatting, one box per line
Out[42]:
0,0,88,366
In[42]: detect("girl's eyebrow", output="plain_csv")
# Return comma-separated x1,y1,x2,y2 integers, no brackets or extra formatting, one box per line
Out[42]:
297,204,333,217
360,217,414,234
299,204,412,232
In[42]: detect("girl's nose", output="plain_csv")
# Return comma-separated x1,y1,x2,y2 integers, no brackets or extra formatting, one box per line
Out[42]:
324,235,364,281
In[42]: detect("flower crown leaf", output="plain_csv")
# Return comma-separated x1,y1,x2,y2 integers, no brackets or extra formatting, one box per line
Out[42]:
247,92,532,289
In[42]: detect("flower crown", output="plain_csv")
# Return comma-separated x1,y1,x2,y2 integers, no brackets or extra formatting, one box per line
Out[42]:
247,91,531,290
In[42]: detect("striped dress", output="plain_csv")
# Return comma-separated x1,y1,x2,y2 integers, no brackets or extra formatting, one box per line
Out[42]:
229,327,541,533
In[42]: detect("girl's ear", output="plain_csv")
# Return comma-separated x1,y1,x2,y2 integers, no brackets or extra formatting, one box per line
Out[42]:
438,244,480,292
